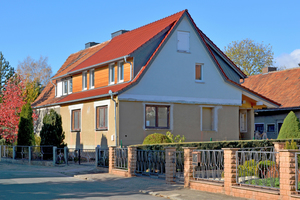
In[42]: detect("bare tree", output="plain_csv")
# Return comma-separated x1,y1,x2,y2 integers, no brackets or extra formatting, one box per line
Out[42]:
17,56,52,87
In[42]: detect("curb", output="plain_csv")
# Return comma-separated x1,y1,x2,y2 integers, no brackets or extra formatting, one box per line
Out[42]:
139,190,183,200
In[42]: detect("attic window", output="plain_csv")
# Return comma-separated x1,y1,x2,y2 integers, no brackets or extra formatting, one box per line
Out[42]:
177,31,190,52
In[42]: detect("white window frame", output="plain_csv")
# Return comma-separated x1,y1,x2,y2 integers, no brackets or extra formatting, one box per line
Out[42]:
68,78,72,94
82,71,88,90
177,31,190,52
89,69,95,89
195,63,204,83
240,110,247,132
69,104,83,132
118,61,124,83
63,80,68,95
109,64,115,85
143,103,173,130
94,100,110,131
200,106,217,131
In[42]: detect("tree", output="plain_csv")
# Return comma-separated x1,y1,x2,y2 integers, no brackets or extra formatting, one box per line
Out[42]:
277,111,300,139
40,109,66,147
0,52,14,97
17,56,52,87
224,39,274,76
17,102,34,146
0,75,25,143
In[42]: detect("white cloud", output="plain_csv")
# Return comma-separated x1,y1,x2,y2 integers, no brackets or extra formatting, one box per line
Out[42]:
275,49,300,69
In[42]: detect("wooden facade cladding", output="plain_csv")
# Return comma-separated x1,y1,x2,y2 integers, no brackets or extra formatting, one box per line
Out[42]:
73,73,82,93
95,66,109,88
124,58,132,82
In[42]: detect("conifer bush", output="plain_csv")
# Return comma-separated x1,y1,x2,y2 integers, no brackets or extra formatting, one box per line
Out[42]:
17,102,34,146
277,111,300,139
143,133,172,145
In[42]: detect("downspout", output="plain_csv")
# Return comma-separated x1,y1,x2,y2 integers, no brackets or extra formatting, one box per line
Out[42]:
50,78,57,96
240,78,245,84
124,56,132,80
109,90,118,146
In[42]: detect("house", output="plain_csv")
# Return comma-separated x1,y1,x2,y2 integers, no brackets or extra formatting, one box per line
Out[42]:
32,10,280,148
242,66,300,139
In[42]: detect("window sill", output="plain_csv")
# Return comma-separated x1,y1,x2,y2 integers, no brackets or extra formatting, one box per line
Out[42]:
71,130,81,132
96,129,108,131
145,127,171,130
118,80,124,83
195,80,205,83
177,50,191,54
108,83,115,86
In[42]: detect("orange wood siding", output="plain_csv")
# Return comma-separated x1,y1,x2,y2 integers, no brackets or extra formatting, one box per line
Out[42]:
114,63,118,84
73,73,82,92
124,58,133,82
87,71,90,90
95,65,109,88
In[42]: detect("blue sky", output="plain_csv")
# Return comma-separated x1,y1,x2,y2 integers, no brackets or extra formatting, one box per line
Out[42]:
1,0,299,76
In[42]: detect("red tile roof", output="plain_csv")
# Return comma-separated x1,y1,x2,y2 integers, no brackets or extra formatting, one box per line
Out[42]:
242,68,300,108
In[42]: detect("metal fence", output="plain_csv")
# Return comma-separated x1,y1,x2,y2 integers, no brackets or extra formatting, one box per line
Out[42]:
135,150,166,178
193,150,224,182
68,148,96,165
236,151,279,189
0,145,13,159
296,153,300,192
31,146,53,161
15,146,30,161
115,148,128,169
97,148,109,168
239,146,274,152
55,148,66,165
173,151,184,182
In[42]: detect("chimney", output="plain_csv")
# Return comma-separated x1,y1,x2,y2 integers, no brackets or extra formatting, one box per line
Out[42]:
262,67,277,74
85,42,99,49
111,30,129,39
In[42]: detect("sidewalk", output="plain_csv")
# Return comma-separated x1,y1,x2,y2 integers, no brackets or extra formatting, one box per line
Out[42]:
0,162,246,200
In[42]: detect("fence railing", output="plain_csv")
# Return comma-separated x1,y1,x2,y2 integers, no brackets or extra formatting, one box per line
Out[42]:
15,146,30,160
174,151,184,182
239,146,275,152
296,153,300,192
68,148,96,164
97,148,109,168
55,148,66,164
135,150,165,177
193,150,224,182
236,151,279,189
0,145,14,159
31,146,53,161
115,148,128,169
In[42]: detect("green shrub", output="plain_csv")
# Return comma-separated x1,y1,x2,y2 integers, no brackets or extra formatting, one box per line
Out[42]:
238,160,257,177
17,102,34,146
257,160,276,178
40,109,66,148
143,133,172,145
285,139,300,167
166,131,186,143
277,111,300,139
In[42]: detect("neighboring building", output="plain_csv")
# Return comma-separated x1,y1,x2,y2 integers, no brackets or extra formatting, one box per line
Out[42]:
242,67,300,139
32,10,279,148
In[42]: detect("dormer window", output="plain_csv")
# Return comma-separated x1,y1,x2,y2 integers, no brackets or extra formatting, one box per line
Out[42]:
118,61,124,82
177,31,190,52
90,69,95,89
69,79,72,93
83,71,87,90
63,80,68,95
109,64,115,84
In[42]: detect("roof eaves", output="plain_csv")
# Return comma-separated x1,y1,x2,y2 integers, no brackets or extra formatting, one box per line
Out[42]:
57,92,119,105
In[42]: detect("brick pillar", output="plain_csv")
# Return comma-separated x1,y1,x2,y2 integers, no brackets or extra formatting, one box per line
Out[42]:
109,146,116,173
165,147,176,184
273,142,285,165
223,148,239,196
128,147,137,177
183,147,197,188
279,149,300,199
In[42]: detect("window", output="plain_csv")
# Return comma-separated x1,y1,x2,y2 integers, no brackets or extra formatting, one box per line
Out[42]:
201,107,215,131
96,106,108,130
255,123,264,133
240,110,247,132
145,105,170,129
267,124,275,132
118,61,124,82
277,122,283,133
195,64,203,81
63,80,68,95
83,71,87,90
69,79,72,93
90,69,94,89
177,31,190,52
71,109,81,131
109,64,115,84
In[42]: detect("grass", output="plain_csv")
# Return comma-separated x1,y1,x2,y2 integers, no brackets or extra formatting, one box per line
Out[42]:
244,177,280,188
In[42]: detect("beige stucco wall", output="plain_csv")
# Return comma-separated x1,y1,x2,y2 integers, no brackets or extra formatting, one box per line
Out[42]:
34,106,60,135
60,98,117,149
119,101,239,146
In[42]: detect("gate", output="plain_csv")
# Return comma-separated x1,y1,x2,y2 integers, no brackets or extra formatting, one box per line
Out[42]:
68,148,96,165
173,151,184,183
135,149,165,179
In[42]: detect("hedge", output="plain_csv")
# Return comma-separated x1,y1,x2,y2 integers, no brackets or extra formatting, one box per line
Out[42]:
130,139,300,151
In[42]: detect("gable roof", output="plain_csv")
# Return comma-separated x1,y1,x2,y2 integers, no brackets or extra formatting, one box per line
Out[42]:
33,9,279,108
242,68,300,108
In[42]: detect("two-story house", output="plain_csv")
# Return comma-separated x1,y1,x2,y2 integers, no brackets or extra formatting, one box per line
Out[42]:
32,10,280,148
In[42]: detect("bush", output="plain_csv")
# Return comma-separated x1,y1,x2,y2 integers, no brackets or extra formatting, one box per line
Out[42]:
166,131,186,143
143,133,172,145
277,111,300,139
40,109,66,148
238,160,257,177
257,160,276,178
17,102,34,146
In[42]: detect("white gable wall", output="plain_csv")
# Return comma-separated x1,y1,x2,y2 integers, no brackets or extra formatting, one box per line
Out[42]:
119,15,241,105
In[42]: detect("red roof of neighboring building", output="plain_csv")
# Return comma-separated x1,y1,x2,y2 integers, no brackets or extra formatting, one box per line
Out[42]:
242,68,300,108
